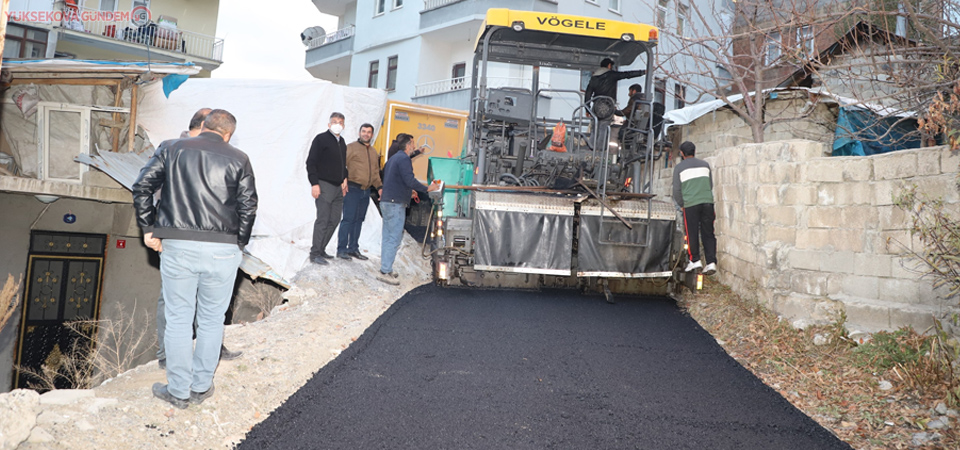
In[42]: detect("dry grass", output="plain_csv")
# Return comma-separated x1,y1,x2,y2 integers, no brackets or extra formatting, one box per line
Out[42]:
682,279,960,450
17,302,155,390
0,273,23,332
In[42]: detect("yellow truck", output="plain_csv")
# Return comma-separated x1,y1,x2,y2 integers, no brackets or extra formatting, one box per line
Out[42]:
373,100,468,181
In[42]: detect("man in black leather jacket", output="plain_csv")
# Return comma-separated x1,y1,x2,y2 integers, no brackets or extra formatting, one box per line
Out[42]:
584,58,646,106
154,108,244,371
133,109,258,409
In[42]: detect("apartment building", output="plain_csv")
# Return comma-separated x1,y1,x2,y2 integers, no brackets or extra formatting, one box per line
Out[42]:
5,0,224,75
305,0,726,114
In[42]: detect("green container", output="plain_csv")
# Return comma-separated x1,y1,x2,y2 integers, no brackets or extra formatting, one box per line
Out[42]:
428,157,474,218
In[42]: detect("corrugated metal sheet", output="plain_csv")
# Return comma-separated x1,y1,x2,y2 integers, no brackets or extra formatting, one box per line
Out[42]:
76,151,291,289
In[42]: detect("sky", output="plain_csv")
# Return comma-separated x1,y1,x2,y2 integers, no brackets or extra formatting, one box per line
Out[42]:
212,1,338,80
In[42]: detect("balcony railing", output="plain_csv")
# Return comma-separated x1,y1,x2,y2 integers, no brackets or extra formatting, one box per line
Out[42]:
306,25,356,50
12,3,224,62
414,76,551,97
415,76,471,97
423,0,467,11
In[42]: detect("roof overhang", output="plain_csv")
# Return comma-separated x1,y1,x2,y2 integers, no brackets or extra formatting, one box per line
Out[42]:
1,59,201,79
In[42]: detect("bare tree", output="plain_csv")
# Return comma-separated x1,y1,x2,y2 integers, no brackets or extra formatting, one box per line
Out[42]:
658,0,960,145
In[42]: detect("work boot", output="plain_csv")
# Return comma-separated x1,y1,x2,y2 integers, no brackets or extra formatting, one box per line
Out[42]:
152,383,188,409
220,345,242,361
190,383,215,405
377,271,400,286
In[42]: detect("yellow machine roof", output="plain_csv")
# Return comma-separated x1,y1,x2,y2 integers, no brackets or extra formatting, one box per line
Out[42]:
475,9,658,70
481,9,658,42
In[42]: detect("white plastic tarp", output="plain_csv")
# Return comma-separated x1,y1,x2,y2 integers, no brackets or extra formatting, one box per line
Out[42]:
662,87,915,130
136,79,389,281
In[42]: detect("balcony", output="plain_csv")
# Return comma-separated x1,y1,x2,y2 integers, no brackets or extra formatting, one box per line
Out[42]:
413,76,553,110
305,26,355,84
310,0,352,16
9,4,224,70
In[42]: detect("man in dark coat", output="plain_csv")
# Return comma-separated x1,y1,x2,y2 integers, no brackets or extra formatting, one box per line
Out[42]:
306,112,348,265
584,58,646,106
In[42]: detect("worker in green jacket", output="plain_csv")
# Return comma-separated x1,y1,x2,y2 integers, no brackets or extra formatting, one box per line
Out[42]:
672,141,717,275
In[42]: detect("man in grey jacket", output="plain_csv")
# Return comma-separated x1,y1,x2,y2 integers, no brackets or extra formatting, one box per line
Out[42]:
133,109,258,409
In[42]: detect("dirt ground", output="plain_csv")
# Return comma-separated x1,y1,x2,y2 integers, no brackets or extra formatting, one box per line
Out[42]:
681,279,959,450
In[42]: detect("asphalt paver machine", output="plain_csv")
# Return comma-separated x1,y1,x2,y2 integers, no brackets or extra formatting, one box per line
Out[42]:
426,9,693,300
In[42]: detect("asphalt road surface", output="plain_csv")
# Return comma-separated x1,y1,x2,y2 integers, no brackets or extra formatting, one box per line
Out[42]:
238,284,852,450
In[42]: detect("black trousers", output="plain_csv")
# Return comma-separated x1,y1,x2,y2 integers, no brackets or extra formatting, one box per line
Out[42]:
682,203,717,265
311,179,344,258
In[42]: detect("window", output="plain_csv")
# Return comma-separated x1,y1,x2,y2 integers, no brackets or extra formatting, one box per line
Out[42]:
452,63,466,80
674,83,686,109
654,79,667,105
100,0,117,11
609,0,621,13
765,31,781,64
452,63,467,90
386,56,398,91
586,0,599,5
657,0,669,29
375,0,386,15
368,60,380,88
677,4,687,35
797,25,814,57
393,0,403,9
3,24,48,59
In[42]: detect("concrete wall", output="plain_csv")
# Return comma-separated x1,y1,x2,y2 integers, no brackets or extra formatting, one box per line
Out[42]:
653,140,960,334
0,192,160,392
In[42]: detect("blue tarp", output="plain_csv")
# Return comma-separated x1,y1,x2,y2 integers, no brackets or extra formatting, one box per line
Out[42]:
832,106,921,156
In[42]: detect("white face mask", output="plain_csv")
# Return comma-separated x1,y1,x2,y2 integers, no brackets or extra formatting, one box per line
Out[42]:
330,124,344,135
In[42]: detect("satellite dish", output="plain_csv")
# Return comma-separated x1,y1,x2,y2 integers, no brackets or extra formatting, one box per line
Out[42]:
301,26,326,46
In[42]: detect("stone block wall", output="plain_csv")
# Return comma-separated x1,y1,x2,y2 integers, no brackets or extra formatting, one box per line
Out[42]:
653,139,960,334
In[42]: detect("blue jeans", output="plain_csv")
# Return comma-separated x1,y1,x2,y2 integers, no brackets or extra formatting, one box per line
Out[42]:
380,202,405,274
160,239,241,399
337,183,370,255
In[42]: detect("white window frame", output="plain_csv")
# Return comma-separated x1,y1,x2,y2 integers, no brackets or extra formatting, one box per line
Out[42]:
374,0,386,16
33,102,130,183
585,0,599,5
386,55,398,91
677,4,687,36
657,0,669,29
609,0,621,14
37,103,90,184
99,0,117,11
797,25,814,57
765,31,781,64
392,0,403,10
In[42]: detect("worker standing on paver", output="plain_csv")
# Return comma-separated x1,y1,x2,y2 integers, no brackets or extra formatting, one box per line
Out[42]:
672,141,717,276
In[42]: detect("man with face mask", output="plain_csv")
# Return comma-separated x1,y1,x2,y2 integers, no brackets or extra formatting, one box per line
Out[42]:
337,123,382,260
306,112,349,265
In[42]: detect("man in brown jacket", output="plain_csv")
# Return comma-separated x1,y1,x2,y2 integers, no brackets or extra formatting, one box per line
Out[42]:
337,123,382,260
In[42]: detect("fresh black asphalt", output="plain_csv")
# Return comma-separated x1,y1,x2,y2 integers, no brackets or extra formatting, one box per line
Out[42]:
238,284,852,450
